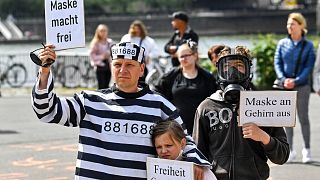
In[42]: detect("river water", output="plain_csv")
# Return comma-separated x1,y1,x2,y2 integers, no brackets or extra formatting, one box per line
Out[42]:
0,35,255,56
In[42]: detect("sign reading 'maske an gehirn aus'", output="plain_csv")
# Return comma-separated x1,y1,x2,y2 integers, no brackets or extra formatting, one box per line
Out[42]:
239,91,297,127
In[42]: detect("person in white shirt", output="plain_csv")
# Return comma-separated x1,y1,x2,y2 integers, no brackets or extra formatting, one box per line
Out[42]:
121,20,160,82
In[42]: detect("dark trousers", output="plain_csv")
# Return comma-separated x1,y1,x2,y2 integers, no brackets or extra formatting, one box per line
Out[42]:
96,65,111,89
285,85,311,150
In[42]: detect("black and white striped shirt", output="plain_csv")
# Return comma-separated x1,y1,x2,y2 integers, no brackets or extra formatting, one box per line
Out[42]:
32,72,210,179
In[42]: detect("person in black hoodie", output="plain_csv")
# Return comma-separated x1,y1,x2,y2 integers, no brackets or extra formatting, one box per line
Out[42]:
193,46,289,180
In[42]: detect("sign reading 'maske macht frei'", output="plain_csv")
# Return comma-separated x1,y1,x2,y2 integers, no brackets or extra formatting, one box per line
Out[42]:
239,91,297,127
45,0,85,50
147,157,194,180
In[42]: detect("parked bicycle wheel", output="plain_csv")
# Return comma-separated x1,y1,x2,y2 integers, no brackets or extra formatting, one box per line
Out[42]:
6,64,27,88
62,65,81,88
85,67,97,88
145,69,160,90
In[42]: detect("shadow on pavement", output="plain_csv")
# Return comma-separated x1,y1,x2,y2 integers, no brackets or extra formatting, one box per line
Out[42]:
286,161,320,167
0,130,19,134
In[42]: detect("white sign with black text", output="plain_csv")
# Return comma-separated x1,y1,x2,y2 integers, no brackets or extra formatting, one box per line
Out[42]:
147,157,194,180
45,0,85,50
239,91,297,127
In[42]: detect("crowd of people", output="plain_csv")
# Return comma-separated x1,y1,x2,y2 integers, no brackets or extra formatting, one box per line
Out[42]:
30,11,320,180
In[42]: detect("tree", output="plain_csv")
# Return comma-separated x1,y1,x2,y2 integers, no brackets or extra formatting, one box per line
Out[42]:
251,34,278,90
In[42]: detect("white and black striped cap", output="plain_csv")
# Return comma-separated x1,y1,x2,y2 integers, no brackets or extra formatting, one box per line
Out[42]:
111,42,145,63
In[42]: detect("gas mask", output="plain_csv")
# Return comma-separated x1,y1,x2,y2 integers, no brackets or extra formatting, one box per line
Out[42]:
216,53,252,104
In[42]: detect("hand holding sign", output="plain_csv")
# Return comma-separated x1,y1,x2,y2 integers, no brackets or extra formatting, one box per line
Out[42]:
193,165,204,180
30,43,56,67
242,123,271,145
37,44,56,66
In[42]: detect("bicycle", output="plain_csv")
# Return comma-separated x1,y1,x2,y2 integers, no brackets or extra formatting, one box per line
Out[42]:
62,55,96,88
145,56,171,90
0,55,27,88
51,59,67,87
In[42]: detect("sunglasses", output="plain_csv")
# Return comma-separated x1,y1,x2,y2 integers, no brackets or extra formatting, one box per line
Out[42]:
29,43,55,67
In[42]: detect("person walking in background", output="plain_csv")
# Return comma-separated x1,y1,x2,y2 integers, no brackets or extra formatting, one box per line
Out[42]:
121,20,160,82
274,12,315,163
193,46,289,180
164,11,198,67
31,42,210,179
89,24,113,89
313,45,320,96
154,40,217,134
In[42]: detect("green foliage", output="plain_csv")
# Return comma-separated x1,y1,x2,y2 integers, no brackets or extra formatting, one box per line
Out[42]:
199,57,216,73
251,34,278,90
199,58,212,72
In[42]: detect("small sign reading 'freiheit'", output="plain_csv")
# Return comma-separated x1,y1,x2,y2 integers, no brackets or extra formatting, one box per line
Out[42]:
147,157,194,180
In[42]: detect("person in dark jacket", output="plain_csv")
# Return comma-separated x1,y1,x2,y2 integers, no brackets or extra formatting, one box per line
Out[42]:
155,40,217,135
164,11,198,67
193,46,289,180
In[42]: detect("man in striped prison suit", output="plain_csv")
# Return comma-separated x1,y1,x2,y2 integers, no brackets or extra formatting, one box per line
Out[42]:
31,42,210,179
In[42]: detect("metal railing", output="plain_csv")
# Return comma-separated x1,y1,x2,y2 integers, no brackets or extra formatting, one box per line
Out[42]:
0,53,96,88
0,53,217,89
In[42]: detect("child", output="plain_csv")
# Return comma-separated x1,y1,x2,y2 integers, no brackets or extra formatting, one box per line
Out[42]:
151,120,217,180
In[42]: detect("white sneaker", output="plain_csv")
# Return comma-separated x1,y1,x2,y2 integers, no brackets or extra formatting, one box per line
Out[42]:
302,148,312,163
287,150,296,163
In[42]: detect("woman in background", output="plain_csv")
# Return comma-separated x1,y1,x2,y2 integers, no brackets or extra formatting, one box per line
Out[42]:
89,24,113,89
154,41,217,134
274,12,315,163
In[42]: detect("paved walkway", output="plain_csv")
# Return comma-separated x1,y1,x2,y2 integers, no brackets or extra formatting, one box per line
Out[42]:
0,89,319,179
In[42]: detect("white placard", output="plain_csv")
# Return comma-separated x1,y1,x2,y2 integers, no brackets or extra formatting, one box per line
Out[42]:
239,91,297,127
45,0,85,50
147,157,194,180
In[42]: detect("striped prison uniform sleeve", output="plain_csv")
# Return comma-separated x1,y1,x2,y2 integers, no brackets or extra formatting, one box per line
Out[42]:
32,71,84,127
